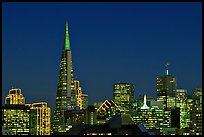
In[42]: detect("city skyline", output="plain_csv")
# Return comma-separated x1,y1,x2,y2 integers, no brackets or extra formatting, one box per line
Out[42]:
2,2,202,117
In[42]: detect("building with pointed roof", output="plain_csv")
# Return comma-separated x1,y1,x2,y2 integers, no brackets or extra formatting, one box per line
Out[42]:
52,21,76,133
96,100,121,124
141,95,150,110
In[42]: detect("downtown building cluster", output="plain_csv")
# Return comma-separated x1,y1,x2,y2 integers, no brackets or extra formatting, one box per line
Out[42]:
2,21,202,135
2,88,51,135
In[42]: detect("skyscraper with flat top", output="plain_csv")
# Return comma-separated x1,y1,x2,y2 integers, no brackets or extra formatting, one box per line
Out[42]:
52,21,76,133
156,63,177,109
113,82,134,114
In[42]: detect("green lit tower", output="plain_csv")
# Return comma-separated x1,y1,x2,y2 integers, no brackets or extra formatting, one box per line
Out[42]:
52,21,76,133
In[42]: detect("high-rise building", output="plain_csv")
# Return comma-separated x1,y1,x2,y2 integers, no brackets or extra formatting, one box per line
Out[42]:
82,94,88,110
156,63,177,109
190,88,202,135
5,88,25,105
186,94,193,130
53,21,76,133
2,104,30,135
85,105,97,125
132,95,158,131
74,80,83,110
26,102,51,135
63,109,85,126
176,89,188,129
113,82,134,114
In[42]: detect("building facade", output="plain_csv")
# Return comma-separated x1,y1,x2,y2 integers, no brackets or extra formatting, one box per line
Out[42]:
2,104,30,135
26,102,51,135
113,82,134,114
85,106,97,125
190,88,202,135
82,94,88,110
176,89,189,129
53,21,76,133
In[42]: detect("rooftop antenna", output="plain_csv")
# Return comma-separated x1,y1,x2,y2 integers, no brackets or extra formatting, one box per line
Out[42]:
165,63,170,75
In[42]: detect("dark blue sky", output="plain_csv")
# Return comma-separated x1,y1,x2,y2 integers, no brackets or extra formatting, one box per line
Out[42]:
2,2,202,118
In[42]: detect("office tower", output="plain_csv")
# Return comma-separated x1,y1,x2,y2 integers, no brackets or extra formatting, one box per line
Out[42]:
85,105,97,125
26,102,51,135
132,95,159,133
5,88,25,105
186,95,193,130
2,104,30,135
82,94,88,110
113,82,134,114
53,21,76,133
74,80,83,109
64,109,85,126
149,100,164,134
167,97,176,108
156,63,177,109
160,108,180,135
176,89,188,129
96,100,121,124
190,88,202,135
162,109,171,128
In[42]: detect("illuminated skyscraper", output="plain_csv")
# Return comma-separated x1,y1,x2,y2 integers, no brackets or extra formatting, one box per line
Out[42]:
5,88,25,105
26,102,51,135
190,88,202,135
176,89,188,129
156,63,177,109
113,82,134,114
74,80,83,110
186,94,193,131
132,96,163,134
53,21,76,133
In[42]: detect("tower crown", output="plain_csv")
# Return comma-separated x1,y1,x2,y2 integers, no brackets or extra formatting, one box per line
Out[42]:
64,21,70,50
141,95,149,109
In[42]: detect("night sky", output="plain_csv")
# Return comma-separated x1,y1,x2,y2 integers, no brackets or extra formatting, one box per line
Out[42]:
2,2,202,119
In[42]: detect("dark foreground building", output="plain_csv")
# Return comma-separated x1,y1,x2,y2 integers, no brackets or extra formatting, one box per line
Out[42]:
53,114,157,135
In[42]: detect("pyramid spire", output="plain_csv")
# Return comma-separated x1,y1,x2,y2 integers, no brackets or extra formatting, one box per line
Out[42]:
65,21,70,50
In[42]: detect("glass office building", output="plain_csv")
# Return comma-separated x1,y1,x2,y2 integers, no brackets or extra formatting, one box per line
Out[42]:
113,82,134,114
